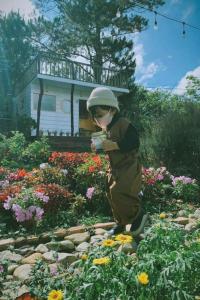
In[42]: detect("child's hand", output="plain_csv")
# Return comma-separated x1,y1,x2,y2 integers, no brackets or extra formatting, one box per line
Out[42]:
91,143,96,152
102,139,119,151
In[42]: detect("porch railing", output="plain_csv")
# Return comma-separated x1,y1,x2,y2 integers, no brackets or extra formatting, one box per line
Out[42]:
15,52,128,95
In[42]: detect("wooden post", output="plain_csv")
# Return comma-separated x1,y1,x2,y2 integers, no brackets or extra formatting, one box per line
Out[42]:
36,78,44,138
70,83,75,136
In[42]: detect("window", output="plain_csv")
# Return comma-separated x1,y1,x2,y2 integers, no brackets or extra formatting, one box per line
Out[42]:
33,93,56,112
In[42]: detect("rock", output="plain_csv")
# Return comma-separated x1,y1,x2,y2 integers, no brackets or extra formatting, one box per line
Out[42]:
42,251,77,265
65,232,90,245
177,210,187,217
16,246,35,256
0,250,23,262
46,241,60,251
6,275,14,280
26,235,39,244
49,263,59,275
7,264,19,275
13,264,33,281
59,240,75,252
40,232,51,243
117,242,137,254
76,242,90,252
0,238,15,250
14,237,26,247
94,228,107,235
90,235,105,245
53,228,67,239
185,222,198,232
194,209,200,219
93,222,116,230
172,217,189,225
66,225,86,235
35,244,49,253
21,253,43,264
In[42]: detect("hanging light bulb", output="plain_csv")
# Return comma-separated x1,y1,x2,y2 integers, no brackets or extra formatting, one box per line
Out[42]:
154,11,158,30
182,22,186,38
116,8,121,18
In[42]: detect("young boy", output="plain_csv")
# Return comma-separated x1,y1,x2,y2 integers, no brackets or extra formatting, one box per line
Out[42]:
87,86,148,236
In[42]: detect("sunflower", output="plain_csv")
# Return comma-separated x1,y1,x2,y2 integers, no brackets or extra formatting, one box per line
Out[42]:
48,290,63,300
137,272,149,285
102,239,116,247
115,234,133,244
93,256,111,265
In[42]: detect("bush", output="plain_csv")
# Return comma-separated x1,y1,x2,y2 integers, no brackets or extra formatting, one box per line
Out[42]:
151,102,200,179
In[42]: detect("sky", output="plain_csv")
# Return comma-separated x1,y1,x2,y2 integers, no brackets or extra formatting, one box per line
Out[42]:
0,0,200,94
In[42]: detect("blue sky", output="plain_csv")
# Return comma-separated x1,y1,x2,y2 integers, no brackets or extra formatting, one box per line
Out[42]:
133,0,200,94
0,0,199,94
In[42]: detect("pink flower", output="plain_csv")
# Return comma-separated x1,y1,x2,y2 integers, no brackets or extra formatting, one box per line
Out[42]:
86,187,95,199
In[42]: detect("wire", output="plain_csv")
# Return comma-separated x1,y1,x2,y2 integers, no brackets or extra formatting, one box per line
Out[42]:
134,2,200,32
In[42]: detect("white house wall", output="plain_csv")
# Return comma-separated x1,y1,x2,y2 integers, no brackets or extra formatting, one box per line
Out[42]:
31,82,82,136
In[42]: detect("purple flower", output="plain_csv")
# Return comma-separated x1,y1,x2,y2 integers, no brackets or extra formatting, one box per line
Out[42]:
35,207,44,220
86,187,95,199
171,175,196,186
35,192,49,203
157,174,164,181
12,204,26,222
3,196,13,210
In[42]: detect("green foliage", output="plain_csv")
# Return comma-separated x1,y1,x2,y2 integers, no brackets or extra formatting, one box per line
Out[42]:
22,136,50,165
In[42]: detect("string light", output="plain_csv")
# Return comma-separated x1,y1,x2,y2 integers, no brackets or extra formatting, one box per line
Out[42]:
182,22,186,38
154,11,158,30
116,8,121,18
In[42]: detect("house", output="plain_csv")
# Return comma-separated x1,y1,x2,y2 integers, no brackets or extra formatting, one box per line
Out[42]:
14,52,129,140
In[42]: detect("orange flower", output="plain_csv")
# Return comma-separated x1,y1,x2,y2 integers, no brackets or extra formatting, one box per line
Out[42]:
17,169,27,177
88,166,96,173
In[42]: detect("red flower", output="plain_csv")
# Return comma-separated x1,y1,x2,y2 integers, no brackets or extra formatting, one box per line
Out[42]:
88,166,96,173
16,293,37,300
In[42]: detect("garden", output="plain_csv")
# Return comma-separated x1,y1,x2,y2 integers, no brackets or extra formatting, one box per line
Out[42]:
0,132,199,300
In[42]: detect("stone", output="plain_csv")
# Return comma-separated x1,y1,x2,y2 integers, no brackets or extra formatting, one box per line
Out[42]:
94,228,107,235
76,242,90,252
59,240,75,252
53,228,67,238
13,264,33,281
40,232,51,243
35,244,49,253
21,253,43,264
14,237,26,247
93,222,116,230
0,238,15,250
46,241,60,251
172,217,189,225
117,242,137,254
16,246,35,256
90,235,105,245
177,210,187,217
49,263,59,275
42,251,77,265
0,250,22,262
26,235,39,244
7,264,19,275
66,225,86,235
65,232,90,245
194,209,200,219
185,222,198,232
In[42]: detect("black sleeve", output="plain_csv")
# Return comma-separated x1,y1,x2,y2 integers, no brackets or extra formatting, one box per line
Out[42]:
117,124,140,153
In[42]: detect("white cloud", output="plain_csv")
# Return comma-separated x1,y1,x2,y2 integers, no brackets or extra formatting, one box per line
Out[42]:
133,37,161,84
181,5,194,20
173,66,200,95
170,0,181,5
0,0,39,20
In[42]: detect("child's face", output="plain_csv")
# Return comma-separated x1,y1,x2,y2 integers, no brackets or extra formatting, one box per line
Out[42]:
93,107,113,119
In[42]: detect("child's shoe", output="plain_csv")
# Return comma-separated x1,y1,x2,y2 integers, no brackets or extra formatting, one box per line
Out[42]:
130,209,149,237
107,224,126,236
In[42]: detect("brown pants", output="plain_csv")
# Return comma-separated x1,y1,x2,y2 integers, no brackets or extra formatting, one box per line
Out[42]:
106,159,142,225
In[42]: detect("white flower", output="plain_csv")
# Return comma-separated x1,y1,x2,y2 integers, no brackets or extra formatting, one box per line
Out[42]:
39,163,50,169
60,169,68,175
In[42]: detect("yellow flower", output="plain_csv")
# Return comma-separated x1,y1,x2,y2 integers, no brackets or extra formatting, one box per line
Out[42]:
93,256,111,265
102,239,116,247
159,213,166,219
137,272,149,285
48,290,63,300
81,254,88,260
115,234,133,244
